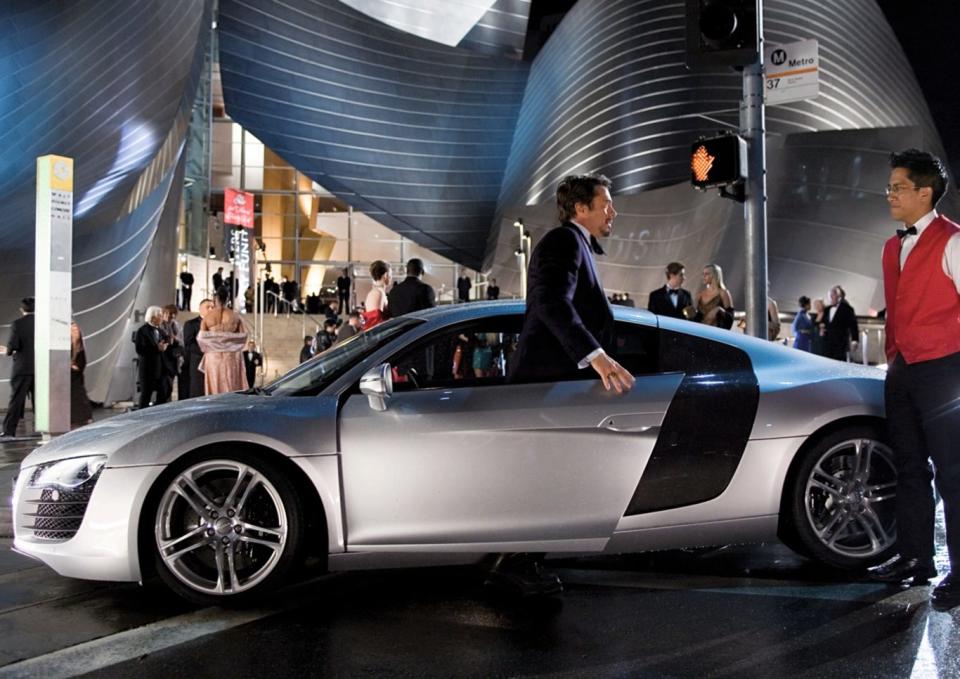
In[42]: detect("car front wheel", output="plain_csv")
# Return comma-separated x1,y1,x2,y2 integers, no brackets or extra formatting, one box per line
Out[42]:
786,426,897,569
152,452,303,605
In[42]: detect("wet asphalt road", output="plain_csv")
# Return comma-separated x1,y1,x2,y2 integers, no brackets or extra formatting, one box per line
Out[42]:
2,434,959,678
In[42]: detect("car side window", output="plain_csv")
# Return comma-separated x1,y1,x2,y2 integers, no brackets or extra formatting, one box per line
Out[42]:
390,316,524,391
612,321,660,375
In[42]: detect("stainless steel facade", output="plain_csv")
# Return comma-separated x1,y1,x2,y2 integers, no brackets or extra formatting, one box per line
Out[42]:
0,0,209,405
488,0,953,314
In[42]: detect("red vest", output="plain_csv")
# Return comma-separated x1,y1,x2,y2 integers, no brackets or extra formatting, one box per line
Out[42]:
882,215,960,364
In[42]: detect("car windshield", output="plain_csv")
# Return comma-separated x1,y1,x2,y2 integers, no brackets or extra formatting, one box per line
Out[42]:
263,317,423,396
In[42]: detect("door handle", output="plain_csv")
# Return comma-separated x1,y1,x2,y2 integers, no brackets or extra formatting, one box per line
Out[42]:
598,413,663,432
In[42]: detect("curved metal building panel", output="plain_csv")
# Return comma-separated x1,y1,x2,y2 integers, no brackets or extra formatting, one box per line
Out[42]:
0,0,207,404
218,0,529,269
458,0,531,58
489,0,950,315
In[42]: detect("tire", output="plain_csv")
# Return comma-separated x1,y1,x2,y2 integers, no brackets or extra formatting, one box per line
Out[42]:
150,450,304,605
785,425,897,570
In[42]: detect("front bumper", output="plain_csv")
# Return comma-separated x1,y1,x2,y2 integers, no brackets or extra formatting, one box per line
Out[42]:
13,464,165,582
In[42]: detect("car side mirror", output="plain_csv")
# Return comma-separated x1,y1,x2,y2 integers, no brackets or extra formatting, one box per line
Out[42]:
359,363,393,411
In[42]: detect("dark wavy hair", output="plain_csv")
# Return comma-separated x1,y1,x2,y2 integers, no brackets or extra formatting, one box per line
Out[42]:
890,148,949,208
556,174,612,222
369,260,390,282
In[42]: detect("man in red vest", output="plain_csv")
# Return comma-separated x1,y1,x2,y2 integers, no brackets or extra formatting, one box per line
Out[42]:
869,149,960,611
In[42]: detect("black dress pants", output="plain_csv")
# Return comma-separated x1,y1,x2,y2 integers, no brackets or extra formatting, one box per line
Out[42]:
3,374,33,436
885,351,960,569
337,291,349,315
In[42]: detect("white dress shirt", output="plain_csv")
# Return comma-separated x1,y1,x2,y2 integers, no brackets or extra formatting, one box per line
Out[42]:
898,210,960,294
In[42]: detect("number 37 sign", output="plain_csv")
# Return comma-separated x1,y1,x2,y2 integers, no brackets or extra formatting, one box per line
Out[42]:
764,39,819,106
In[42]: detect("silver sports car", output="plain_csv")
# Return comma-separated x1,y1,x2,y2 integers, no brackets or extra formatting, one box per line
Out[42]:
12,302,896,604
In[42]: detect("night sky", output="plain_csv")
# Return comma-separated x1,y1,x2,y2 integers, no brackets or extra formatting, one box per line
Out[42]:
876,1,960,180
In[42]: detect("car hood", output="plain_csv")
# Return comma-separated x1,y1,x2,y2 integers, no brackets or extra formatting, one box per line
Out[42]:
20,393,339,468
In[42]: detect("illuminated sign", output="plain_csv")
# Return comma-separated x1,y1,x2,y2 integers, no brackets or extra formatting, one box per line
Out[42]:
690,134,746,188
224,188,255,229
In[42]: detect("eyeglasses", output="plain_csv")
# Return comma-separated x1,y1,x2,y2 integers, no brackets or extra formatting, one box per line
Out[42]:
884,184,921,197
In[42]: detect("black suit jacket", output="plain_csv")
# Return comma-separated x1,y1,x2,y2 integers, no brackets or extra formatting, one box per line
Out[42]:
388,277,436,317
6,313,34,377
134,323,167,381
648,285,693,319
823,300,859,359
510,222,614,381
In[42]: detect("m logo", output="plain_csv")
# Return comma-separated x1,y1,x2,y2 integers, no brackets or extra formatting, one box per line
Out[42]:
771,48,786,66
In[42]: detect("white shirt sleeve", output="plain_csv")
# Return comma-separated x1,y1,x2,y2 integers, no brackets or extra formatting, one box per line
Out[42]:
578,347,605,369
945,233,960,295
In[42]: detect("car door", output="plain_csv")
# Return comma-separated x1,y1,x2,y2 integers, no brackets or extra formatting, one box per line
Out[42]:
338,315,683,552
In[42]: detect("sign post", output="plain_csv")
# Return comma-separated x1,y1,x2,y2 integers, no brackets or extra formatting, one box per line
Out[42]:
35,155,74,436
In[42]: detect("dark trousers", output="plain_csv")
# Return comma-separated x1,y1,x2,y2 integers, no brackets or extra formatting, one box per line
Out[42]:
180,286,192,311
138,373,170,409
178,364,191,401
338,291,349,315
3,374,33,436
886,351,960,569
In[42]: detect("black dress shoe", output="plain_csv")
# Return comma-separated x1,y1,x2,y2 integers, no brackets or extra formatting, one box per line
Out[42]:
932,573,960,611
868,556,937,585
484,553,563,597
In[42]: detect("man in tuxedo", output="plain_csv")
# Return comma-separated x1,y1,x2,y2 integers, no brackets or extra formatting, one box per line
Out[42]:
869,149,960,611
1,297,35,440
388,258,436,317
182,298,213,399
243,339,262,389
179,270,194,311
134,306,170,409
493,174,635,597
647,262,692,319
486,277,500,300
822,285,859,361
457,274,472,302
212,267,224,295
336,267,351,315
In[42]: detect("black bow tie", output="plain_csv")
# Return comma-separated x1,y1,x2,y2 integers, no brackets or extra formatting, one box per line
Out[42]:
589,235,605,256
669,289,679,296
897,225,917,239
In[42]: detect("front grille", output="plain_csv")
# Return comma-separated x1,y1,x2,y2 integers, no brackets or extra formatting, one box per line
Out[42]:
20,466,102,542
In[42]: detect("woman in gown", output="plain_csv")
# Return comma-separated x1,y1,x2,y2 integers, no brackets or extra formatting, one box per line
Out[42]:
695,263,734,328
792,296,813,351
362,260,392,330
70,321,93,428
197,286,247,394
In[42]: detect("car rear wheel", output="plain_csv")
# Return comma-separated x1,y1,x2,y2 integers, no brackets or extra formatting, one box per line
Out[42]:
786,426,897,569
152,452,303,605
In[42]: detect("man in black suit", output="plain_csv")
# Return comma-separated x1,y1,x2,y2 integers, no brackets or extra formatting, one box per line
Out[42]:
822,285,859,361
182,298,213,399
134,306,170,409
336,267,351,315
388,258,436,317
179,270,194,311
457,274,472,302
509,174,635,391
486,277,500,300
647,262,692,319
1,297,35,440
492,175,635,597
243,339,262,389
212,267,224,295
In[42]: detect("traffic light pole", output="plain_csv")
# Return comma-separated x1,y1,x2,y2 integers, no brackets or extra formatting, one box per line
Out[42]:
740,7,768,340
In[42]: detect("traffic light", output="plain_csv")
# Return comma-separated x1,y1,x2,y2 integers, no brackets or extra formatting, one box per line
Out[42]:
686,0,759,68
690,134,746,190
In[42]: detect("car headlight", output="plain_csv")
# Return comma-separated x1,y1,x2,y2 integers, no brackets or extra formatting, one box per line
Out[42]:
28,455,107,490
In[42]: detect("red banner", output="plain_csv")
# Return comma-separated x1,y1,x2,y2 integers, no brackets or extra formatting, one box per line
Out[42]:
224,188,254,229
